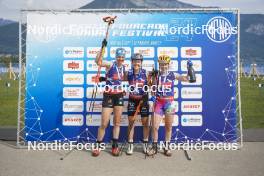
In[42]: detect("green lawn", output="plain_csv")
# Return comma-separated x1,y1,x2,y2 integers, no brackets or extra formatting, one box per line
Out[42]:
0,73,19,126
0,73,264,128
240,76,264,128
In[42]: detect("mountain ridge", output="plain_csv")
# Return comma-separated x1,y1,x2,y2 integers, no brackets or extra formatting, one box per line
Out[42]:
80,0,199,9
0,0,263,65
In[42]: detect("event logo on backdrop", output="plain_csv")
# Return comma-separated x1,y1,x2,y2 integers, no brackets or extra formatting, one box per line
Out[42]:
25,11,238,143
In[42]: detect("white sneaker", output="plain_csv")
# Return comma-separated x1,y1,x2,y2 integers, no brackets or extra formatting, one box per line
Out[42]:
126,143,134,155
143,142,148,154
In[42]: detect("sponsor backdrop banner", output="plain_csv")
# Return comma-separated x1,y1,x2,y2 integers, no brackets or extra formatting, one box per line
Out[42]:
25,11,238,143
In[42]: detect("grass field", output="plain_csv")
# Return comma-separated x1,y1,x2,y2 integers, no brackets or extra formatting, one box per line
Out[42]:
0,73,19,126
0,73,264,128
240,76,264,128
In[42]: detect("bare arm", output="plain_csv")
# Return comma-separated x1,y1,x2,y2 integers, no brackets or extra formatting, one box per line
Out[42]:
175,74,189,82
95,48,111,69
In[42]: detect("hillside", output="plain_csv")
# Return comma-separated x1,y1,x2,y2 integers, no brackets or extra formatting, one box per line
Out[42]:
0,0,263,65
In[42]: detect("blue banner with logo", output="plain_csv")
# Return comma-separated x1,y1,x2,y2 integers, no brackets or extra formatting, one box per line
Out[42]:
25,11,238,143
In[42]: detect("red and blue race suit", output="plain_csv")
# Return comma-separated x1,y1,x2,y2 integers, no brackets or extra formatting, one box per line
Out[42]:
105,61,125,94
155,71,178,116
102,61,125,108
127,68,149,117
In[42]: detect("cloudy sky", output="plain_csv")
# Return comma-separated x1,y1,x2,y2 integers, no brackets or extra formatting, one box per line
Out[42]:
0,0,92,21
0,0,263,21
181,0,264,14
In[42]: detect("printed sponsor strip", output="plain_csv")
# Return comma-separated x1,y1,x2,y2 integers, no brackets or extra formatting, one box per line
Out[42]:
63,74,84,85
63,47,84,58
181,115,203,126
181,47,202,58
63,114,84,126
87,47,108,58
63,101,84,112
63,87,84,99
181,87,202,99
181,101,202,112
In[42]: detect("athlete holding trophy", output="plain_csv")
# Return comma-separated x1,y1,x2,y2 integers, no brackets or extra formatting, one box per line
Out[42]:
147,55,196,157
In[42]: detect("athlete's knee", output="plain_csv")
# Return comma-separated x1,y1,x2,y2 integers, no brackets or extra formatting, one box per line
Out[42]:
100,123,108,130
165,125,172,132
113,121,120,127
113,116,121,126
153,125,159,132
128,121,135,128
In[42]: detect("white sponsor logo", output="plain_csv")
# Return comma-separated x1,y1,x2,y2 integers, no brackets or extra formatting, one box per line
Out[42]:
181,115,203,126
181,101,202,112
181,60,202,72
181,74,202,86
142,60,155,72
87,60,105,72
63,60,84,71
63,47,84,58
206,16,235,43
181,87,202,99
63,87,84,98
160,115,178,126
86,101,102,113
157,47,178,58
87,47,107,58
110,47,131,58
181,47,202,58
86,87,104,99
63,101,83,112
62,114,83,126
63,74,84,85
134,47,154,58
86,114,101,126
